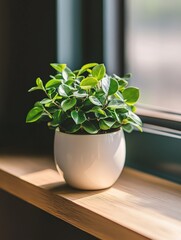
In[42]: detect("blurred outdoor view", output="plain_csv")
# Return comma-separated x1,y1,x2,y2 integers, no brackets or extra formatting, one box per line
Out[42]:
126,0,181,114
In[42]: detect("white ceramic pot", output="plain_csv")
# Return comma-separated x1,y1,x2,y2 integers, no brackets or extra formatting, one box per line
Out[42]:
54,129,126,190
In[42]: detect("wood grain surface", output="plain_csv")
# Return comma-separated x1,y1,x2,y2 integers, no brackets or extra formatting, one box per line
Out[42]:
0,155,180,240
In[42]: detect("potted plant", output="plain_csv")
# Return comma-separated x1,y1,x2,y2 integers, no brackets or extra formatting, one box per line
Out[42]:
26,63,142,190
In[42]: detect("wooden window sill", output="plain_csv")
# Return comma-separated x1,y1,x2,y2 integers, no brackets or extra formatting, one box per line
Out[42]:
0,155,180,240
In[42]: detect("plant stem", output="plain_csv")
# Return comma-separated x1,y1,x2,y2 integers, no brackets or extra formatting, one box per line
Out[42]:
43,107,52,119
44,89,61,108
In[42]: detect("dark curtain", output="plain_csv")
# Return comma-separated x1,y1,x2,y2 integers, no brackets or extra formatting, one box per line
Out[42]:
0,1,57,154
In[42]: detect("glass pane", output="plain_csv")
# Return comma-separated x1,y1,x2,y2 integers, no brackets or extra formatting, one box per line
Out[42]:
126,0,181,114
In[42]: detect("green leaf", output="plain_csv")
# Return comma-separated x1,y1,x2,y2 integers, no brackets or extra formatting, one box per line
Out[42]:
61,118,81,133
85,112,96,120
102,76,119,95
58,84,76,97
108,100,125,109
73,91,88,98
103,118,115,128
113,111,122,123
80,99,93,111
60,84,76,96
66,124,81,133
54,73,62,79
131,105,137,113
50,63,66,73
75,76,84,84
122,124,134,133
109,78,119,95
82,121,99,134
122,87,139,105
61,98,76,112
99,119,115,130
89,96,102,106
87,107,106,120
128,111,142,126
87,106,106,116
28,86,42,92
101,76,109,94
62,67,75,81
78,63,98,76
40,98,52,104
99,119,110,130
71,110,86,124
113,74,128,90
114,91,124,101
66,80,74,86
48,110,62,127
113,74,121,80
124,73,132,80
94,92,106,105
52,93,62,101
112,122,121,129
26,107,43,123
62,69,69,81
58,85,68,97
116,107,129,114
92,64,105,80
80,77,98,90
47,88,56,98
114,108,128,123
34,101,44,108
118,80,128,91
45,79,61,89
36,78,45,90
28,78,44,92
126,121,142,132
105,109,114,117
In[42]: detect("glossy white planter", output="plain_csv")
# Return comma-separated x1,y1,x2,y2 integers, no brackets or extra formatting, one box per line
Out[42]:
54,129,126,190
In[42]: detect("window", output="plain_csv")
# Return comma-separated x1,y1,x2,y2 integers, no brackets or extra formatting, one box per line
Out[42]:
57,0,181,183
124,0,181,183
126,0,181,114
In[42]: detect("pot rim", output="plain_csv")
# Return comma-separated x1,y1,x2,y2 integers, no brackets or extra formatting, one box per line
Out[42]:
55,127,123,137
